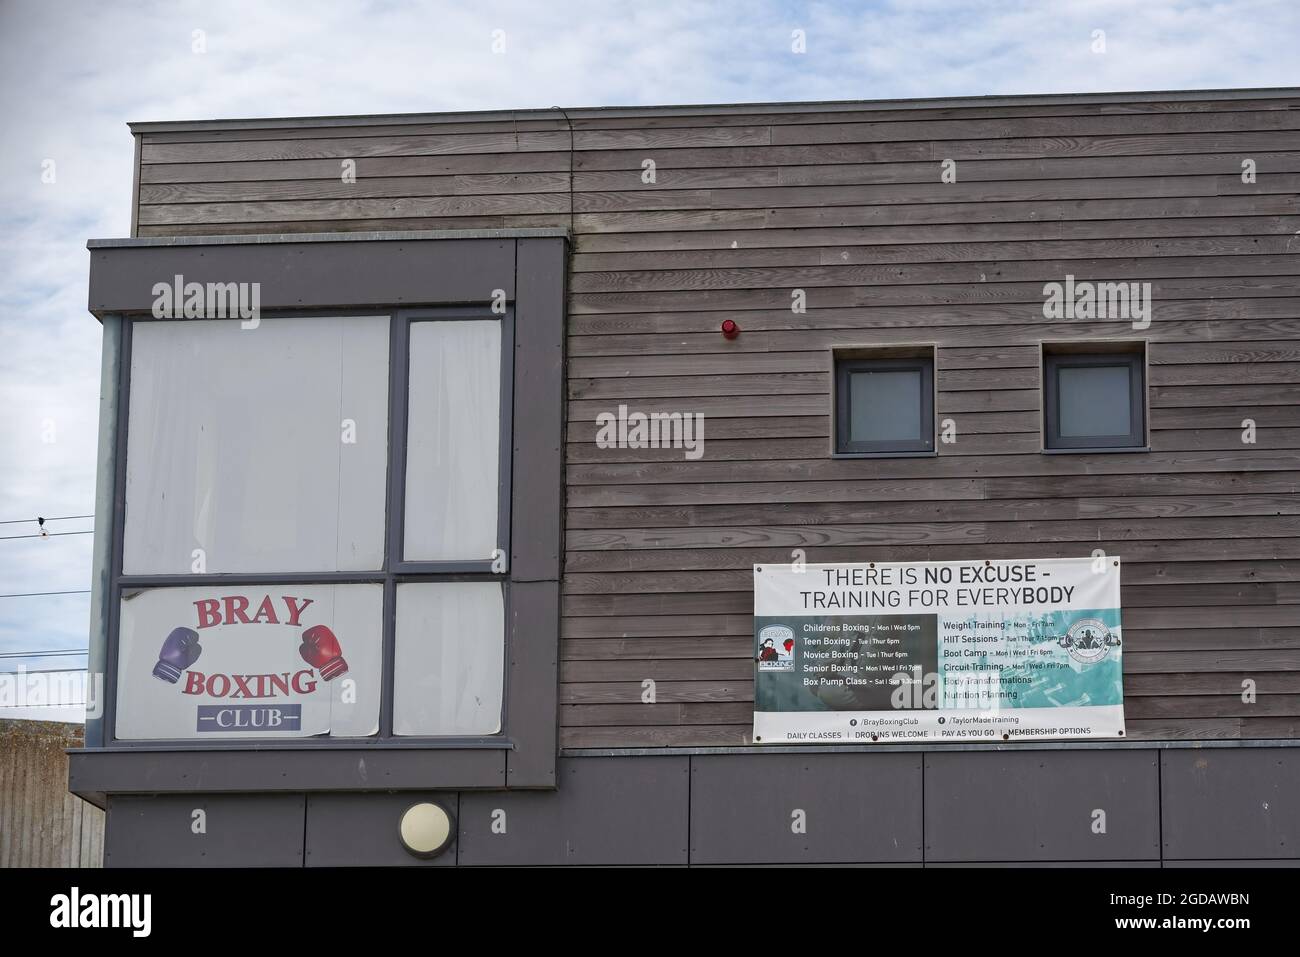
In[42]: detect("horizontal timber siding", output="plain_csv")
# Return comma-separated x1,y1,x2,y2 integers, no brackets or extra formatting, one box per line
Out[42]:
134,90,1300,748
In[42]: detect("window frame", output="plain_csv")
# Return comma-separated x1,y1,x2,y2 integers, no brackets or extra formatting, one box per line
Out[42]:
77,232,566,799
105,306,515,749
1042,349,1147,452
834,355,936,456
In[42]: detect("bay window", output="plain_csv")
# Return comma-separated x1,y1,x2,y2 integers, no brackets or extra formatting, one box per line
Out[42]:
115,310,510,742
79,232,564,795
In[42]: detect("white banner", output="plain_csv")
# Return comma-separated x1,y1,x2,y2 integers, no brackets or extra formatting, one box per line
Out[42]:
115,584,382,739
753,557,1124,744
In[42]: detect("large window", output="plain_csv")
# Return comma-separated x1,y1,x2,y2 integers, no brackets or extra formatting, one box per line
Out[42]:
115,311,510,742
124,317,389,574
1043,346,1147,451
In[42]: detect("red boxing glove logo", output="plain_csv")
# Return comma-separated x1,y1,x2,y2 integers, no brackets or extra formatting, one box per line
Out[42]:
299,624,348,682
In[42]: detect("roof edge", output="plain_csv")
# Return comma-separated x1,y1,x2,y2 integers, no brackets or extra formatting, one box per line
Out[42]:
127,86,1300,134
87,227,571,249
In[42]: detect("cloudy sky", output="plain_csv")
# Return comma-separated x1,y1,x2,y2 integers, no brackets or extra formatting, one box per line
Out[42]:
0,0,1297,695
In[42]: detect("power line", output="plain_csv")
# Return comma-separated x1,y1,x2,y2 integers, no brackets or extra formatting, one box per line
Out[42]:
0,649,87,659
0,514,93,526
0,702,87,708
0,530,94,540
0,589,91,599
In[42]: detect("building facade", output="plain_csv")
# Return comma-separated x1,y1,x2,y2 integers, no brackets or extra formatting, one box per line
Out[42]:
74,87,1300,865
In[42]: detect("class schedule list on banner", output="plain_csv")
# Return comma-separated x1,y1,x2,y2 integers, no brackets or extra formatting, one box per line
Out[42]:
753,557,1124,744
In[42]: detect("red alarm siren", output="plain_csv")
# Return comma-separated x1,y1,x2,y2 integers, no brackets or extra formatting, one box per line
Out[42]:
721,319,740,339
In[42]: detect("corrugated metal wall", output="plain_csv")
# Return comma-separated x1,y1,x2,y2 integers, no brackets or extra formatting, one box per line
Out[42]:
1,720,103,867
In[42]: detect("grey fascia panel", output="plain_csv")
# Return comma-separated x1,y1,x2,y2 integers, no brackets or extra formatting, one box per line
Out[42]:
87,236,518,316
70,747,506,805
88,228,569,248
510,237,566,583
504,581,560,788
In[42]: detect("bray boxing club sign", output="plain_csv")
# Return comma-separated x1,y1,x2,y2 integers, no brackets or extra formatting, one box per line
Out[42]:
115,585,382,739
753,557,1124,744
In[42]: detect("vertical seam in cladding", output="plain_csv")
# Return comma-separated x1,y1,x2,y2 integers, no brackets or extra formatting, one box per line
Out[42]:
921,756,927,867
550,106,576,237
1157,753,1165,866
686,755,693,866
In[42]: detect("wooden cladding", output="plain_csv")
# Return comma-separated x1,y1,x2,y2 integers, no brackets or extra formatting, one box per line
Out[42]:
134,91,1300,747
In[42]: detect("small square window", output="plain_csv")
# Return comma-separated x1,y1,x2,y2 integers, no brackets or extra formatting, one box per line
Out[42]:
835,356,934,455
1043,349,1146,450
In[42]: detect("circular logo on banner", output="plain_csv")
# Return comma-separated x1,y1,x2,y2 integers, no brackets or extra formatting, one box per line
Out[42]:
1062,618,1114,664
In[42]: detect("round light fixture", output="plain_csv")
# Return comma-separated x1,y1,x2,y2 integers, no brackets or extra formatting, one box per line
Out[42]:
399,801,455,859
721,319,740,339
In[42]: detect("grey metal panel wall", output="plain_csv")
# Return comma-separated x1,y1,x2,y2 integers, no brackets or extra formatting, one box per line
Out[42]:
1165,859,1300,867
924,750,1160,863
105,794,304,867
1161,748,1300,861
306,792,458,867
690,753,922,864
457,756,689,865
931,861,1162,868
97,748,1300,866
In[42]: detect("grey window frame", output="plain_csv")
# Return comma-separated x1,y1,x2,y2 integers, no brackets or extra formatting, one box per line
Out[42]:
75,232,565,800
1043,351,1146,451
835,356,935,456
389,310,514,574
106,307,513,747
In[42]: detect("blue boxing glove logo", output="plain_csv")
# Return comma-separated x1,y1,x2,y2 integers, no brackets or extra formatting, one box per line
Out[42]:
152,627,202,684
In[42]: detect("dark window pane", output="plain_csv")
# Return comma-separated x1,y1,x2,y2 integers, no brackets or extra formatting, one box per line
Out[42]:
850,370,922,442
1058,364,1132,437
